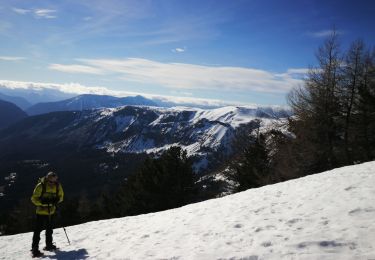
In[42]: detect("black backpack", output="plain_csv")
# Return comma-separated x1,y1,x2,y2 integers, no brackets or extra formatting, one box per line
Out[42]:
38,177,60,201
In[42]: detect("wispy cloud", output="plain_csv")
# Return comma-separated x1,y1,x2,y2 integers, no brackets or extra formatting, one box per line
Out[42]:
49,58,303,94
172,47,186,53
12,8,30,15
307,29,343,38
0,56,26,61
49,64,103,74
286,68,309,74
12,7,57,19
34,9,57,19
275,68,309,80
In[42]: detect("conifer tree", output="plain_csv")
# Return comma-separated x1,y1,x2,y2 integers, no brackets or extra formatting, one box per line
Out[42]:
288,31,343,173
231,132,270,191
115,146,196,216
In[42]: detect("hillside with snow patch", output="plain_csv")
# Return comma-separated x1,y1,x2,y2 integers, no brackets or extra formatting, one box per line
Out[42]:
1,161,374,259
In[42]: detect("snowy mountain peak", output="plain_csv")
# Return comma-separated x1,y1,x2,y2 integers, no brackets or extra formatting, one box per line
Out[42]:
1,161,374,259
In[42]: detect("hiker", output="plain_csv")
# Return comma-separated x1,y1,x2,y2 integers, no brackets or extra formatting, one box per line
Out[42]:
31,171,64,257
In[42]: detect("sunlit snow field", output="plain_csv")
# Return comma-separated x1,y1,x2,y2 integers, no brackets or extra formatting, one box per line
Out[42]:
1,161,374,259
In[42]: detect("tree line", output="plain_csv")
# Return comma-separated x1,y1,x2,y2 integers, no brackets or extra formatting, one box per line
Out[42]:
226,32,375,191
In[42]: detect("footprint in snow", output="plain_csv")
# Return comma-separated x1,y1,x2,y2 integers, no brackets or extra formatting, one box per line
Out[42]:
234,224,243,228
255,227,263,232
261,241,272,247
286,218,302,225
349,207,375,215
296,240,356,250
344,185,355,191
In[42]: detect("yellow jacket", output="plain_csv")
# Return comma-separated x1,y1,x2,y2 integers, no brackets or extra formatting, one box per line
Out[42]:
31,178,64,215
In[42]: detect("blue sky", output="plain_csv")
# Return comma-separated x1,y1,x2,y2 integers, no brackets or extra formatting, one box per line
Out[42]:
0,0,374,106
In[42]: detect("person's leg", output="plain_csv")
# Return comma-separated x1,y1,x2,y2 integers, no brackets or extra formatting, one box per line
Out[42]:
45,214,54,247
31,214,43,252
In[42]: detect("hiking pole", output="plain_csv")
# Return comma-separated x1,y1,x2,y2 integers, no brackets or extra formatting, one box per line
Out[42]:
62,226,71,245
55,204,71,245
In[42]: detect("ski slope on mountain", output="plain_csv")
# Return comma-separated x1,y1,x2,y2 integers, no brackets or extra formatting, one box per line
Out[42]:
1,161,375,259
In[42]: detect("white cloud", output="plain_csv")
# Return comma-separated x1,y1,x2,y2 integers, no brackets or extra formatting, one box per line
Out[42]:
49,64,104,75
13,7,57,19
286,68,309,74
172,47,186,53
307,30,343,38
0,79,249,108
0,56,26,61
0,79,125,96
34,9,57,19
12,8,30,15
49,58,303,94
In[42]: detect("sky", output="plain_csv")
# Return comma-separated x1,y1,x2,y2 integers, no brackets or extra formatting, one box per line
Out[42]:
0,0,374,106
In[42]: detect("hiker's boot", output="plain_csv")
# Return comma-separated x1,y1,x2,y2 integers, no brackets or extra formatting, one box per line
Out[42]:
31,248,43,258
43,243,57,251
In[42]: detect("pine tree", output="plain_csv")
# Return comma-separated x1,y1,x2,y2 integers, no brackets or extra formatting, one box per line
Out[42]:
77,191,91,222
288,31,343,173
3,198,34,234
234,132,270,191
114,146,196,216
287,32,375,176
354,47,375,161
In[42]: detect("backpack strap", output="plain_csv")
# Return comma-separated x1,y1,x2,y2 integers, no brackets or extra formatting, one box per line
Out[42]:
40,177,46,199
39,177,59,199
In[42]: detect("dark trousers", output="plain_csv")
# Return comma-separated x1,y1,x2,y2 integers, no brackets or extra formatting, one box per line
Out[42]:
32,214,54,250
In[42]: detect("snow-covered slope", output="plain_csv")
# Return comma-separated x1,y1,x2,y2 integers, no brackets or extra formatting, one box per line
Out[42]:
1,161,375,259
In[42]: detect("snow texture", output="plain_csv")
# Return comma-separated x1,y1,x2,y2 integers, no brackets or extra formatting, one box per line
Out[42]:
1,161,375,259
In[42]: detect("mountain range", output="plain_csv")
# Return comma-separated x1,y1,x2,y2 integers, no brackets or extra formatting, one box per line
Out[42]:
0,105,288,171
26,94,158,115
0,92,31,110
0,100,28,129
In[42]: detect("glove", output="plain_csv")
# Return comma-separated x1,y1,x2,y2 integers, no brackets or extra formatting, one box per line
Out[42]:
40,197,50,205
51,197,59,204
40,197,58,205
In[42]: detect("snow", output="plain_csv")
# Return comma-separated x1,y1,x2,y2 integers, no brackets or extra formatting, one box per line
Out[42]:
2,161,374,259
114,115,136,133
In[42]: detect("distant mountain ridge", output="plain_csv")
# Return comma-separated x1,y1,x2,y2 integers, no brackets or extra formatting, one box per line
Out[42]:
0,100,28,129
0,92,31,110
0,105,288,171
26,94,158,115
